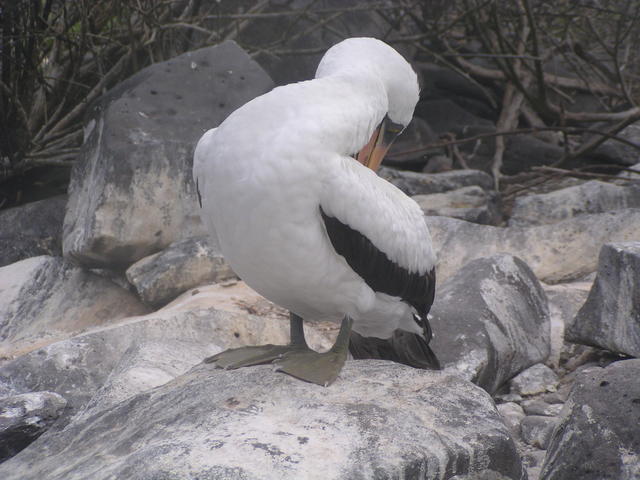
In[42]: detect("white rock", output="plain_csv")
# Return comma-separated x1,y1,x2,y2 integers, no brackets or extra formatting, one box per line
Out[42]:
0,256,149,359
0,362,526,480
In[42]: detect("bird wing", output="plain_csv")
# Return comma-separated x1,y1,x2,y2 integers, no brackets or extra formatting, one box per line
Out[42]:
319,157,436,316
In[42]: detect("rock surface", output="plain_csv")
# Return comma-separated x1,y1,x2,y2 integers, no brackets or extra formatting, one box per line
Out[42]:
430,254,550,394
541,360,640,480
542,280,592,368
566,242,640,357
520,416,559,450
509,180,640,227
0,196,67,267
0,283,333,425
0,256,149,359
63,41,275,267
0,391,67,462
379,167,494,196
0,361,525,480
126,236,237,307
509,364,559,396
413,185,502,225
427,209,640,283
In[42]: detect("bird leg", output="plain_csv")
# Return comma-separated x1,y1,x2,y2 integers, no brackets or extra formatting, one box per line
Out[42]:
273,315,353,387
203,312,310,370
204,313,353,387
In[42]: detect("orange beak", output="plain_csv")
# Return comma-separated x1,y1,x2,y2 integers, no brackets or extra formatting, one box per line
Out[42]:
356,116,403,172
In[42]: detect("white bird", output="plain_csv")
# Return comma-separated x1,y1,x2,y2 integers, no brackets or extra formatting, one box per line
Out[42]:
193,37,439,386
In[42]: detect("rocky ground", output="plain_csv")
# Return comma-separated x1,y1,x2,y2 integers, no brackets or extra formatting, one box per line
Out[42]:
0,39,639,480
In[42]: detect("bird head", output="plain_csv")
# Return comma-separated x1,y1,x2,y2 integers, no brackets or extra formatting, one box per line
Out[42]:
316,37,419,171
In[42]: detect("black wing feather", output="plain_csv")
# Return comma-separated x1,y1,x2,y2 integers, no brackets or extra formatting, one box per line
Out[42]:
320,207,440,370
320,207,435,317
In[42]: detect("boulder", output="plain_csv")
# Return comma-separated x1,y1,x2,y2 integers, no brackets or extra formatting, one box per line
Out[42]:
429,254,550,394
496,402,525,434
384,117,437,170
413,185,502,225
509,180,640,227
426,209,640,283
566,242,640,357
0,256,149,359
379,167,494,196
415,98,494,136
521,399,563,417
520,415,559,450
0,391,67,462
63,41,275,267
0,196,66,267
542,280,592,368
0,361,526,480
239,0,399,86
126,236,237,308
589,122,640,167
0,283,333,426
541,359,640,480
509,364,559,396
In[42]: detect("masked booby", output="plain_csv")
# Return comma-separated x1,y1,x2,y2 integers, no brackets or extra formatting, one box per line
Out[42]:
193,37,439,386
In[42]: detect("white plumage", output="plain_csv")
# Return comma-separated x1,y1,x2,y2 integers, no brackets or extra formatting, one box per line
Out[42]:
193,38,437,382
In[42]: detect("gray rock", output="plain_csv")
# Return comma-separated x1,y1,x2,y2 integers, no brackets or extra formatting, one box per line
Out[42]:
496,402,525,434
0,256,149,359
0,391,67,462
566,242,640,357
520,415,559,449
63,41,275,267
0,196,67,268
502,135,564,175
521,399,563,417
413,185,502,225
541,359,640,480
242,0,395,86
426,209,640,283
430,254,550,394
415,98,495,136
509,180,640,227
0,291,332,426
510,364,559,396
0,361,526,480
590,123,640,167
542,280,592,368
126,236,237,307
617,161,640,180
384,117,437,170
379,167,494,196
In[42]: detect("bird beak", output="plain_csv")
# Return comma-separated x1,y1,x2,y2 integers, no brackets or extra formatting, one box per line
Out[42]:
356,116,404,172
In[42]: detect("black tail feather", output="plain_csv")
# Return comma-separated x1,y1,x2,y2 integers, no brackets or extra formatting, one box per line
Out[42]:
349,329,441,370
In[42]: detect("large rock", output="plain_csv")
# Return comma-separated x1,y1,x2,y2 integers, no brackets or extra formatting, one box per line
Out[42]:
429,254,550,394
0,283,333,426
0,196,66,267
0,256,149,359
0,361,525,480
239,0,404,86
0,391,67,462
427,208,640,283
413,185,502,225
541,359,640,480
379,167,494,196
125,236,237,307
542,280,592,367
509,180,640,227
415,98,495,136
566,242,640,357
63,41,275,267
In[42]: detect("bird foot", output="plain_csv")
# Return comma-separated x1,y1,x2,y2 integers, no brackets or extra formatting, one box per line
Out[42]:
204,344,301,370
273,346,349,387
